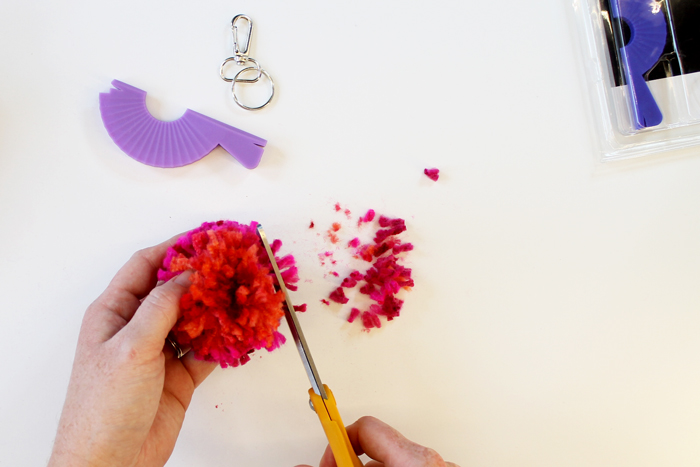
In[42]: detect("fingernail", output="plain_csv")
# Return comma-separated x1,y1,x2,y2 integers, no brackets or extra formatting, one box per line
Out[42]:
173,270,193,286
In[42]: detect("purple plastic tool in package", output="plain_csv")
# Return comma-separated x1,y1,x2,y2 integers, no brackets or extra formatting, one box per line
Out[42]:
570,0,700,160
99,80,266,168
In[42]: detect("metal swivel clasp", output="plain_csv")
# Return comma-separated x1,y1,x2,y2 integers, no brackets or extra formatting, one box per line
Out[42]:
220,14,275,111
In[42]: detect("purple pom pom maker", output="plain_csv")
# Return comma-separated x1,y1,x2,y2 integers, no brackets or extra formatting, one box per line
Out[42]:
99,79,266,168
609,0,667,129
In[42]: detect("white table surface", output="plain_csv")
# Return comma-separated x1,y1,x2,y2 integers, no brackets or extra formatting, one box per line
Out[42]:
2,1,700,466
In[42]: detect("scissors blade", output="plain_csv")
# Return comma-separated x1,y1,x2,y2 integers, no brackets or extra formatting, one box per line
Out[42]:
256,224,328,399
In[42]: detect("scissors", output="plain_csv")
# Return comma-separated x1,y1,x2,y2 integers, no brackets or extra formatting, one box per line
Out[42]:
257,225,363,467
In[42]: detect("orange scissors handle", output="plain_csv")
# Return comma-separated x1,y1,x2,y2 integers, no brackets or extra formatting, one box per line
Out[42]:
309,385,363,467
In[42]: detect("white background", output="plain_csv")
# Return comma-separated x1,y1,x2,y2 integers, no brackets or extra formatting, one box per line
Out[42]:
2,1,700,466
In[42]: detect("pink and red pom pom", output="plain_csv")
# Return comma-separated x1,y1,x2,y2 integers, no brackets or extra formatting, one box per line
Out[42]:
158,220,300,368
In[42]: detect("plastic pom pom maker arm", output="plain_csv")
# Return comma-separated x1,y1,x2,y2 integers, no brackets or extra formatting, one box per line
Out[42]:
608,0,667,129
257,225,363,467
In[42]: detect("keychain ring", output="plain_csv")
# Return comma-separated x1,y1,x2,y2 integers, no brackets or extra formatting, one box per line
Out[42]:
232,66,274,110
220,57,261,83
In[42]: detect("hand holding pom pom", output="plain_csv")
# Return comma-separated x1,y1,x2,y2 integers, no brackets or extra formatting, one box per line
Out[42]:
158,220,301,368
50,237,218,467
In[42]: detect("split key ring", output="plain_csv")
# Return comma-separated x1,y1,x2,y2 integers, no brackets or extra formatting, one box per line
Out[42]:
220,15,275,111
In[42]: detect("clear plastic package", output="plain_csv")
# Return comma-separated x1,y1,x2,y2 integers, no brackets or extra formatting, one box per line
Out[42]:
571,0,700,160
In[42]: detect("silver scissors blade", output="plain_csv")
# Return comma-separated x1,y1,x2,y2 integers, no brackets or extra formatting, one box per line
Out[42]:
256,224,328,399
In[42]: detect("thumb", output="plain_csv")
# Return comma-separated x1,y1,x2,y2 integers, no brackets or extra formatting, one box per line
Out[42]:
331,416,449,467
123,271,192,353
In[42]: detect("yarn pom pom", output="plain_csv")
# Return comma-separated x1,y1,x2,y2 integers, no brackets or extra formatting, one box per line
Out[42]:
158,220,300,368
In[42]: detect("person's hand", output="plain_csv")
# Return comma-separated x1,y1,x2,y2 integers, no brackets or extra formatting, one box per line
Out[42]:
297,416,460,467
49,237,217,467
